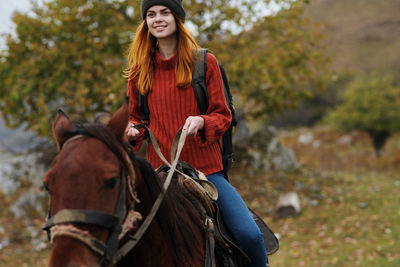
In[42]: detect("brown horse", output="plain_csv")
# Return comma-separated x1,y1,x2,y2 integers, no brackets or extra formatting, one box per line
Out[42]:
43,102,215,266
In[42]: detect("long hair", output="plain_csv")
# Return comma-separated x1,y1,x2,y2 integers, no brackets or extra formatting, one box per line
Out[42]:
125,14,199,94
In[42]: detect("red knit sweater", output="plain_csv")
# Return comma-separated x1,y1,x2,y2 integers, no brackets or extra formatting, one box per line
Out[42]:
127,51,231,176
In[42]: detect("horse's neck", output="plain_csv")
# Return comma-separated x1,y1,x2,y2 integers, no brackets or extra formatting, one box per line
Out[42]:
127,161,205,267
126,172,176,266
133,171,155,217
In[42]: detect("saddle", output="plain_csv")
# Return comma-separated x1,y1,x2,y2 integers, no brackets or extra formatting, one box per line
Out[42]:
156,161,279,267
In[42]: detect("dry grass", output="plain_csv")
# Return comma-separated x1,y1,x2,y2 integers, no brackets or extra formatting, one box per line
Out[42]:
1,126,400,266
230,126,400,266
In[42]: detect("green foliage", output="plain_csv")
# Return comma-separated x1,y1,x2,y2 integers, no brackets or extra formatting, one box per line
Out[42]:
0,0,328,136
185,0,328,119
0,0,141,136
325,74,400,133
325,73,400,154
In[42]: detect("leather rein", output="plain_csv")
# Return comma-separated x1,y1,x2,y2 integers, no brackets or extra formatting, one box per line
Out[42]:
43,125,189,266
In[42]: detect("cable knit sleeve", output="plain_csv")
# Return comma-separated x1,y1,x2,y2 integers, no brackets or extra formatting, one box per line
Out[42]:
126,77,148,150
199,53,232,145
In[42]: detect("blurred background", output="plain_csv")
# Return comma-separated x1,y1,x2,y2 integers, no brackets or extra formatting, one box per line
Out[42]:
0,0,399,266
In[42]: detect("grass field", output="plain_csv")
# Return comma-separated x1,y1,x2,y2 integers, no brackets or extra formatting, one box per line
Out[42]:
234,127,400,267
1,126,399,266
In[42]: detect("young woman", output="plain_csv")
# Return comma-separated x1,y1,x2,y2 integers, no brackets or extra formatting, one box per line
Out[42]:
125,1,267,266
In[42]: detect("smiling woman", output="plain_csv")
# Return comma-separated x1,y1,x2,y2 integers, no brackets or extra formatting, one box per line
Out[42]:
123,0,268,266
145,6,177,43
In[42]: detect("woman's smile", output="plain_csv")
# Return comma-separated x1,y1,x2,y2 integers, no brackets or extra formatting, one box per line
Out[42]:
154,25,167,31
146,5,177,40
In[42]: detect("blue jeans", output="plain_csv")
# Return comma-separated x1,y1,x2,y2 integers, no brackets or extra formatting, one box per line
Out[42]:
207,173,267,267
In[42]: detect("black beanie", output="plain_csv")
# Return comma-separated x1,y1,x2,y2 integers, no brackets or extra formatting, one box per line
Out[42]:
141,0,185,21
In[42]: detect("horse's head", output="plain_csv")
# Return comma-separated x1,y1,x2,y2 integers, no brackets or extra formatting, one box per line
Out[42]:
44,102,139,266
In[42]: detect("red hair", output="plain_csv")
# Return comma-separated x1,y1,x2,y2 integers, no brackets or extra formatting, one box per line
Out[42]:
125,15,199,94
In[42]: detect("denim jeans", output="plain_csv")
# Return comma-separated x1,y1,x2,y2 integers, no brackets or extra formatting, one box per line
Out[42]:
207,172,267,267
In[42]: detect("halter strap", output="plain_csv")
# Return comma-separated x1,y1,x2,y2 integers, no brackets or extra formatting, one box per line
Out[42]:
60,134,85,150
44,134,136,266
43,209,119,230
50,224,107,256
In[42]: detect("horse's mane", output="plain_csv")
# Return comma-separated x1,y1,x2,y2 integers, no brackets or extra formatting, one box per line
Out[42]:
65,119,129,165
135,157,205,265
66,120,204,265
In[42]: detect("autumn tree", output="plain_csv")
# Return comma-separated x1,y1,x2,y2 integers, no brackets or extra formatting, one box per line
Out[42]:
324,74,400,156
186,0,328,118
0,0,141,135
0,0,327,137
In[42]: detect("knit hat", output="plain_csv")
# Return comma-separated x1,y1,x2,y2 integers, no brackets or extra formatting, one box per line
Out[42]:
141,0,186,21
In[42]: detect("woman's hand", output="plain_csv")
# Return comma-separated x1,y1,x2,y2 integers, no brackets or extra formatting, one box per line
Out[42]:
125,122,140,140
183,116,204,136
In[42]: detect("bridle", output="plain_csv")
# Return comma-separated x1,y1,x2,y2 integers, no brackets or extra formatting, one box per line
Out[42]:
43,134,140,266
43,125,191,266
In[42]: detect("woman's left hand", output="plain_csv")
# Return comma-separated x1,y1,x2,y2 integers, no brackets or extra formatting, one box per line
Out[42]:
183,116,204,136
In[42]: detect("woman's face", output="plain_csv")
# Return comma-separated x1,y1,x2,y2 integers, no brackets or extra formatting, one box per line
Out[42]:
146,5,177,40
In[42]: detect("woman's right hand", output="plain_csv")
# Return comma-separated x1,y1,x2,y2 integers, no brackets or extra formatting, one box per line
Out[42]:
125,122,140,140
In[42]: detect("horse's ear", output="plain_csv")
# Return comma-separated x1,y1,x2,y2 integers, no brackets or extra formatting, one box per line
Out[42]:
53,109,74,151
107,98,129,142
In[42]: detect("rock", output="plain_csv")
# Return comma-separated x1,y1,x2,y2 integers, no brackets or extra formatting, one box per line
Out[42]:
0,134,50,218
0,151,48,194
266,137,298,171
338,135,353,145
298,133,314,145
308,199,319,207
232,110,251,145
10,188,47,218
0,117,48,154
0,238,9,250
275,192,301,218
312,140,320,148
233,115,298,172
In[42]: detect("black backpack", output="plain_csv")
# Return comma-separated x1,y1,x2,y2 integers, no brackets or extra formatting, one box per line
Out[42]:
139,49,237,178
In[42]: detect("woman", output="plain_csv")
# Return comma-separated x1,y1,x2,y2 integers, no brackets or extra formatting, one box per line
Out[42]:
125,1,267,266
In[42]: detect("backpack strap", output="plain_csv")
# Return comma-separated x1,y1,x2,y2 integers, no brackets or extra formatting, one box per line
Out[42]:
192,49,208,115
218,64,237,127
191,49,236,178
192,49,237,127
138,91,150,125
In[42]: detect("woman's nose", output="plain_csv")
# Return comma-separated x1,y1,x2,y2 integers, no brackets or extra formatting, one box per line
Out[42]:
154,13,162,21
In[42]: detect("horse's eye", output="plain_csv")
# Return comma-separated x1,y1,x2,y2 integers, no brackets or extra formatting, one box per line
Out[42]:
103,177,118,189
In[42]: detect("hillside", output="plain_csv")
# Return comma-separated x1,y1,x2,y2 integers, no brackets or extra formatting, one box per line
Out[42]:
272,0,400,127
305,0,400,74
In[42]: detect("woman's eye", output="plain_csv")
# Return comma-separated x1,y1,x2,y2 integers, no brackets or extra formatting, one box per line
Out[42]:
103,177,118,189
